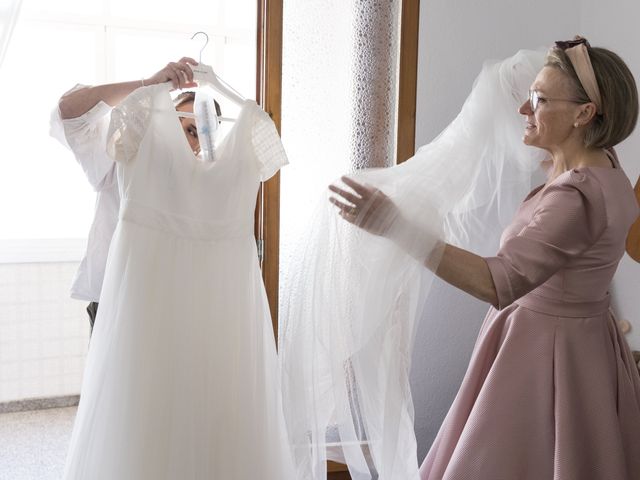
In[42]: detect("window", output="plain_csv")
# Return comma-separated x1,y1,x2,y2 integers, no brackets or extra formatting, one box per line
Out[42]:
0,0,256,404
0,0,256,257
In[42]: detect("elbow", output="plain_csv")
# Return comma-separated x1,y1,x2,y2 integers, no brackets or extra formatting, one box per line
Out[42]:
58,97,76,120
467,279,500,309
482,282,500,310
476,265,500,308
481,257,503,309
488,289,500,310
58,86,90,119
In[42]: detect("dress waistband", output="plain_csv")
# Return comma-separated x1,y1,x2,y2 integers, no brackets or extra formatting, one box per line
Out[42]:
119,199,253,241
514,292,611,318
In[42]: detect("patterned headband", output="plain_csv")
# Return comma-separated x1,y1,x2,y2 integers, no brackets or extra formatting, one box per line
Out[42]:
555,37,603,115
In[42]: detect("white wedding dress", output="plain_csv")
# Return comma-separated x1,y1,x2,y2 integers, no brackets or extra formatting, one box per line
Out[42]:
64,83,296,479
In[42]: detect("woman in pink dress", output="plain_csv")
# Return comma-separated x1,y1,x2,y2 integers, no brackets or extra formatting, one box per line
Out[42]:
330,37,640,479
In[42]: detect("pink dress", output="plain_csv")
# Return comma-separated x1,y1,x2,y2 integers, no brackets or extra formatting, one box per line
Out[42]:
420,164,640,480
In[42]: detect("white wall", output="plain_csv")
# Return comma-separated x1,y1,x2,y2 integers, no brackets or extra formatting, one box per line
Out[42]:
411,0,640,461
0,262,89,403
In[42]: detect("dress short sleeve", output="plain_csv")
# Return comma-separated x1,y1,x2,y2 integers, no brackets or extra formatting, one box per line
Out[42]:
50,84,114,191
485,170,608,309
106,86,153,164
249,107,289,182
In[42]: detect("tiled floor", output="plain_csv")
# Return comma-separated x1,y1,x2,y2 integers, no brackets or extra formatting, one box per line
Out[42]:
0,407,355,480
0,407,75,480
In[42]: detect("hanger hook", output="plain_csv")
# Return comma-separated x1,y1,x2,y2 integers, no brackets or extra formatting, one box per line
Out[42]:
190,31,209,64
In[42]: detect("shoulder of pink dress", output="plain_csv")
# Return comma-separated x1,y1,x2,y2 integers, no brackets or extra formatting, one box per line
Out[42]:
544,168,607,212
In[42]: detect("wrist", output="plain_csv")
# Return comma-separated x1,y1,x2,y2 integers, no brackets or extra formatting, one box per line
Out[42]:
386,213,443,263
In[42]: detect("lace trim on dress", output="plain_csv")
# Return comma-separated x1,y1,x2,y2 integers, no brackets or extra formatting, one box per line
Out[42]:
107,87,153,163
251,108,288,181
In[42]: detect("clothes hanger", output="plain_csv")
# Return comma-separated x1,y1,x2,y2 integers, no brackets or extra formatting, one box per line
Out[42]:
189,31,245,109
175,32,240,123
176,32,246,162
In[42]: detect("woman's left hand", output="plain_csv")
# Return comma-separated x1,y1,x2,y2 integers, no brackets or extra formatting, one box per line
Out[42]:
328,176,399,236
145,57,198,90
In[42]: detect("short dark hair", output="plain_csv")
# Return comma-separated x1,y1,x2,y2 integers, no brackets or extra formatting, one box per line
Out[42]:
173,91,222,117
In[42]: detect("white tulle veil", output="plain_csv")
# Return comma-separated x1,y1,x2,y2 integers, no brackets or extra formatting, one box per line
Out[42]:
278,49,548,480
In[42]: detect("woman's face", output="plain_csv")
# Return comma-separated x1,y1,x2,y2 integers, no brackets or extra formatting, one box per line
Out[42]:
518,66,580,151
176,101,200,155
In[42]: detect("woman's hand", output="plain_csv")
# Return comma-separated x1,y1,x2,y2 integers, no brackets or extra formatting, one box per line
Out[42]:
329,175,445,263
328,176,399,236
144,57,198,90
59,57,200,119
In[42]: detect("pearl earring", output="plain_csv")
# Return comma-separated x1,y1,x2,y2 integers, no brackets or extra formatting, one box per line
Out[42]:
574,123,580,128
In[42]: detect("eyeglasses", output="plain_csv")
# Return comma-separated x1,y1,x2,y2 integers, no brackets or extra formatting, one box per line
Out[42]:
528,90,584,112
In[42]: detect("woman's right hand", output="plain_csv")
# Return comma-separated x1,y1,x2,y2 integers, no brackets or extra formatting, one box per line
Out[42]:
329,176,400,237
329,175,444,262
144,57,199,90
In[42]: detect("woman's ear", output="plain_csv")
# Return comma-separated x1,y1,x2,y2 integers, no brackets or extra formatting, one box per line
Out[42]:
575,102,598,127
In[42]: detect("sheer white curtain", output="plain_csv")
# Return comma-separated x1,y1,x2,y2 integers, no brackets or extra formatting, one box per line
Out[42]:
0,0,22,69
280,49,547,480
278,4,402,474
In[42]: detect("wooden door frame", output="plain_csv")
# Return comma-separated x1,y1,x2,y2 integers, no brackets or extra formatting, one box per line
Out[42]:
256,0,284,338
257,0,420,341
257,3,420,475
397,0,421,164
257,3,421,478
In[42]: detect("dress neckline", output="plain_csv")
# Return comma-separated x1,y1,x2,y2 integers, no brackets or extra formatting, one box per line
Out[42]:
162,84,253,168
524,163,626,206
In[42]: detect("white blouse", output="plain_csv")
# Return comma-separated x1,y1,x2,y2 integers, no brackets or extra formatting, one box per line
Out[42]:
50,86,119,302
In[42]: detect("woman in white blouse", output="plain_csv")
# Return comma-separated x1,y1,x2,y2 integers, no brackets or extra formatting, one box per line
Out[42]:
52,56,207,333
